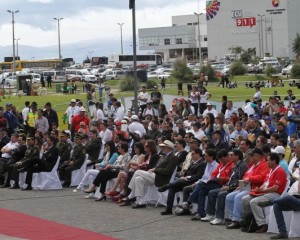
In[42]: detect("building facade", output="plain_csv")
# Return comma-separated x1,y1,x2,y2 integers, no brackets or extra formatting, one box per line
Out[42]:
139,14,207,62
207,0,300,60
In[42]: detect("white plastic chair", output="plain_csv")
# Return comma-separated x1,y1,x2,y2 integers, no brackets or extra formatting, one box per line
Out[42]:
70,154,88,187
146,167,177,207
18,172,27,189
31,157,62,190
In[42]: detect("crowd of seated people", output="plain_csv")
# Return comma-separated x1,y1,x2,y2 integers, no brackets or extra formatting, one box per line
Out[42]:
0,84,299,239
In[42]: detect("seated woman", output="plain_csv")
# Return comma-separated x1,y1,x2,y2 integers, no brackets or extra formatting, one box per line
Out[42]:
83,141,131,201
73,141,118,192
105,142,145,201
119,140,160,206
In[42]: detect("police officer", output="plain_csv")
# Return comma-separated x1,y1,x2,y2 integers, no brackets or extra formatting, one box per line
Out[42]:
57,131,73,167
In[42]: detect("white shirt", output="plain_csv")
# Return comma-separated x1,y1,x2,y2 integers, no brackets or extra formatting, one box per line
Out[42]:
1,141,19,158
225,107,238,119
96,109,106,121
189,129,206,141
128,121,146,135
253,91,262,100
143,107,158,117
114,107,125,121
242,102,255,116
203,108,218,118
22,107,30,124
137,92,148,105
99,128,112,144
189,92,199,104
65,106,80,124
199,92,210,104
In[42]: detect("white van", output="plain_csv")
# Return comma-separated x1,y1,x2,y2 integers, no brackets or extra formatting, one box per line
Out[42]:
65,69,97,83
42,70,66,82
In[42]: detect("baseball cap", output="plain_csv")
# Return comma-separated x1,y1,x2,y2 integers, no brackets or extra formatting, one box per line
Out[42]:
70,99,76,103
79,107,86,112
114,121,122,126
6,102,12,107
271,146,285,155
206,102,212,106
294,104,300,109
159,140,175,149
133,130,142,138
263,116,272,121
176,119,183,124
131,115,139,121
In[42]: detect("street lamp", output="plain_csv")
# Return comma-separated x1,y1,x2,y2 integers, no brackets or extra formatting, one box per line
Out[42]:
53,17,63,59
15,38,20,59
117,23,124,54
258,14,265,57
7,10,19,76
88,51,94,59
194,12,203,65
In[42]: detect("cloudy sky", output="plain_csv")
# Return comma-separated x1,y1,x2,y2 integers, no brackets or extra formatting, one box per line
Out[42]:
0,0,206,59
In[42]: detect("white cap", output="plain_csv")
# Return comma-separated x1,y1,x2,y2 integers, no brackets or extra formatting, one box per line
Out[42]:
206,102,212,106
271,146,285,155
133,130,142,138
131,115,139,121
70,99,76,103
79,107,86,112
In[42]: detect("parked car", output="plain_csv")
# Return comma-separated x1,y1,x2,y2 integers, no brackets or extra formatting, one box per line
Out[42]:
281,64,293,75
105,70,127,80
82,73,98,83
3,76,17,86
31,73,41,83
157,71,171,79
147,71,159,79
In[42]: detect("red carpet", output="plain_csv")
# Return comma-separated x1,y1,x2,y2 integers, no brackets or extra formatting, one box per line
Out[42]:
0,208,118,240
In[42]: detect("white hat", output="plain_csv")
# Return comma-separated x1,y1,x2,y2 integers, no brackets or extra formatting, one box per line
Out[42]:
70,99,76,103
206,102,212,106
79,107,86,112
271,146,285,155
133,130,142,138
131,115,139,121
159,140,175,149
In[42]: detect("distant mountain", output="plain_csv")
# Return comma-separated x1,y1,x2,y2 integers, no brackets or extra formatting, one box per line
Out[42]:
0,38,141,63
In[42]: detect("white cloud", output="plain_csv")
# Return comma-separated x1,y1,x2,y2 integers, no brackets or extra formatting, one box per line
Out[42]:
28,0,53,3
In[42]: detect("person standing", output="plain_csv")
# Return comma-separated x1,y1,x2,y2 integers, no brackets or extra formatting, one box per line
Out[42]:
35,109,49,134
40,74,45,88
43,102,58,132
150,86,162,110
161,77,166,91
137,86,149,114
64,99,80,130
46,74,52,88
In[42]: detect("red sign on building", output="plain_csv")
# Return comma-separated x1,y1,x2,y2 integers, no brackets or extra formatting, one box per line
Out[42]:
236,17,256,27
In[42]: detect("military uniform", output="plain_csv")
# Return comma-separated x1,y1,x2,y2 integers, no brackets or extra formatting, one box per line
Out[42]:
59,139,86,187
57,141,73,166
10,145,40,186
85,137,101,166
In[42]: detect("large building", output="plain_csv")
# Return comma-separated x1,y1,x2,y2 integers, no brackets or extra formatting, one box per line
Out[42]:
138,0,300,62
207,0,300,60
138,14,207,62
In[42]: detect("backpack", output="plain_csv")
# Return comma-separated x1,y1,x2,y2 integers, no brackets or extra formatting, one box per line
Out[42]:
240,213,258,233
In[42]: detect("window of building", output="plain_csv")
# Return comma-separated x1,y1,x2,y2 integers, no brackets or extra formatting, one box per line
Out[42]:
204,37,208,41
187,23,192,25
193,22,198,25
164,38,170,45
176,38,182,44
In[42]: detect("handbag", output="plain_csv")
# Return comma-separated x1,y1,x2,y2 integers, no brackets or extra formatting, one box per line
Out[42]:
240,212,258,233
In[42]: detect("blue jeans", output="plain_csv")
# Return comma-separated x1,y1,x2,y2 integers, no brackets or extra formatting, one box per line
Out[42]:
273,195,300,234
226,190,249,221
206,188,229,219
188,181,222,217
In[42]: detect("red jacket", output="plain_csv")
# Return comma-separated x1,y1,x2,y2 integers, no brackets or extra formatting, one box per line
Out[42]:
243,159,269,190
71,114,90,132
210,160,234,185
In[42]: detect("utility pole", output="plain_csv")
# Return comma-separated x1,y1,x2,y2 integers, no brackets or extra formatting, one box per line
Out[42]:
7,10,19,76
15,38,20,59
258,14,265,57
117,23,124,54
194,12,203,65
265,17,268,54
53,17,63,59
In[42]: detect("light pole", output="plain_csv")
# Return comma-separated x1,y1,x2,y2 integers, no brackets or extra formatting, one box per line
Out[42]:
117,23,124,54
15,38,20,59
194,12,203,65
53,17,63,59
88,51,94,59
7,10,19,76
258,14,265,57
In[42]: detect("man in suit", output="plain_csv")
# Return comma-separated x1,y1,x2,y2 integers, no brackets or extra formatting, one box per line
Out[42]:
59,133,86,187
128,140,178,209
23,136,59,190
85,129,101,167
212,130,228,152
158,147,206,215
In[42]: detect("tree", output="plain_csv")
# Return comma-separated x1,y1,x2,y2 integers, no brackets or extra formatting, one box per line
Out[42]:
83,56,90,64
171,59,193,82
240,48,256,64
228,46,243,56
292,33,300,60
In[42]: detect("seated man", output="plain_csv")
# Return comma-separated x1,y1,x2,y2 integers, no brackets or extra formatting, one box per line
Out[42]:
127,140,178,208
271,180,300,239
158,147,206,215
8,136,40,189
241,152,287,233
226,148,269,229
0,133,19,186
0,135,27,188
59,133,86,187
203,150,248,225
23,136,59,190
187,149,234,220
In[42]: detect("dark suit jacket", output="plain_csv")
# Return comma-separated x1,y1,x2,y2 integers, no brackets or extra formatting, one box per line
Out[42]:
215,140,229,152
184,159,207,183
154,152,178,187
42,145,59,171
85,137,101,162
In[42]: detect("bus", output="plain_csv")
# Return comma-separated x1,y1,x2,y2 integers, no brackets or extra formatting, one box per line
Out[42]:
108,54,162,66
91,56,108,66
0,58,75,72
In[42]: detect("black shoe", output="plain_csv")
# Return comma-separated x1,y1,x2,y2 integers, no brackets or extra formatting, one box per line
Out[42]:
62,182,70,188
0,183,10,188
270,233,288,239
161,209,172,215
226,221,241,229
158,184,169,192
95,196,106,201
9,184,20,189
17,168,26,173
21,185,32,191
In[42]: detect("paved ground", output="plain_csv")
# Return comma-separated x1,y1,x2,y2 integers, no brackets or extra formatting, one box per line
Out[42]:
0,188,278,240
